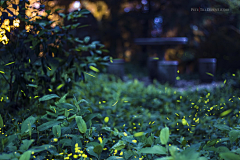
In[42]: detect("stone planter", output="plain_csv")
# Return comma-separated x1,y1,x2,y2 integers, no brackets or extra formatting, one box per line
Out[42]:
198,58,217,83
158,61,178,85
107,59,125,80
147,57,159,82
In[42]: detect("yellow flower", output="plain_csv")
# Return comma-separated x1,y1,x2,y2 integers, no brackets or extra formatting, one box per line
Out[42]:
123,132,127,136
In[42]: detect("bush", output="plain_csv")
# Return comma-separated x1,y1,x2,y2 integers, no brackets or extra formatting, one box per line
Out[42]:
0,0,109,115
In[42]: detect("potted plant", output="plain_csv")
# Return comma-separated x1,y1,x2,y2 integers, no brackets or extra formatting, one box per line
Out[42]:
198,58,217,83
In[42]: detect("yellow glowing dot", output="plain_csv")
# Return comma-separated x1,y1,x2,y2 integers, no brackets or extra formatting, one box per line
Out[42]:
132,140,137,143
73,155,78,158
53,138,58,142
134,132,144,137
123,132,127,136
98,137,103,144
104,117,109,123
182,119,187,125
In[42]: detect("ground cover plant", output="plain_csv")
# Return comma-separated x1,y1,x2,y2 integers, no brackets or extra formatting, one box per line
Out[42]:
0,0,240,160
1,71,240,160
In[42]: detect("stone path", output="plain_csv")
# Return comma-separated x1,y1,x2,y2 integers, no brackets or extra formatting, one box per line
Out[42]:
123,76,224,93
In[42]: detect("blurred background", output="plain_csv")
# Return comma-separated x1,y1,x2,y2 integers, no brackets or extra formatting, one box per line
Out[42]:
14,0,240,79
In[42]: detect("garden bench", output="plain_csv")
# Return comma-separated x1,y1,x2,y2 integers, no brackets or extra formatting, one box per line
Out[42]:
134,37,188,85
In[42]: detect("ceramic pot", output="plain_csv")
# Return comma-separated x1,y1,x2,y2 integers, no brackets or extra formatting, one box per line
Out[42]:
158,61,178,85
198,58,217,83
107,59,125,80
147,57,159,82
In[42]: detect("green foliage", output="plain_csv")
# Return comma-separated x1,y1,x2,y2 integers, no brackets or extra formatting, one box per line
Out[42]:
1,72,239,159
0,0,109,114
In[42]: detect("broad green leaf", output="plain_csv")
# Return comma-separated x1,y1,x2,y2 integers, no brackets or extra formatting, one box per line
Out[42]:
229,130,240,143
84,113,101,122
67,114,76,122
93,145,103,155
124,150,135,159
219,152,240,160
59,139,72,147
29,144,55,153
19,139,35,151
39,94,60,102
19,150,31,160
52,125,61,138
56,116,66,120
160,127,170,145
75,116,87,133
205,139,219,147
0,153,14,159
169,145,177,157
110,140,126,151
56,93,68,104
0,114,3,128
86,146,99,158
216,146,230,153
37,121,61,132
213,124,230,131
140,145,166,155
26,84,37,88
198,157,208,160
21,116,36,134
181,147,200,160
86,142,100,147
64,109,70,118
